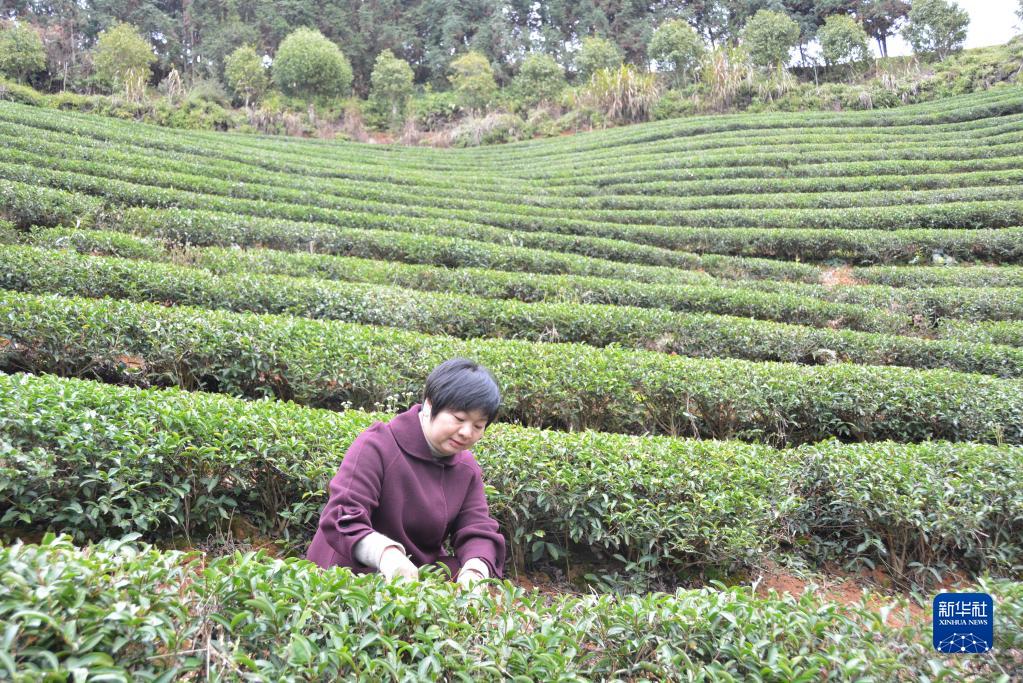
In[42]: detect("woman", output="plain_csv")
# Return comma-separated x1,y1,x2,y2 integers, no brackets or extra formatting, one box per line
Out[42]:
306,358,506,592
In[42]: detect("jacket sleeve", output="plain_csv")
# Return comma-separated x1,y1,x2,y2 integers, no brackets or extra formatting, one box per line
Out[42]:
450,462,506,579
316,433,388,571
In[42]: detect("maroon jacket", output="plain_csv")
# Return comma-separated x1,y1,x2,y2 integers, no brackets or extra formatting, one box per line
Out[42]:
305,403,506,578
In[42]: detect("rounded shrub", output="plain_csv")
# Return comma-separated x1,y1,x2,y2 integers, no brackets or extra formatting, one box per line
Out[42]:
272,28,353,102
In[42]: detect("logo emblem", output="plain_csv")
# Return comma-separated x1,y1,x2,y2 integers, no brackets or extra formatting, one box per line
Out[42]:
933,593,993,653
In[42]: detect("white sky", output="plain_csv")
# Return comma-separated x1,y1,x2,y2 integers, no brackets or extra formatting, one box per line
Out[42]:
881,0,1022,56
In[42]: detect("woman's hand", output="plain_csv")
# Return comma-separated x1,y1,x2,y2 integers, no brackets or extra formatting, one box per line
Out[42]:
456,566,486,594
379,546,419,581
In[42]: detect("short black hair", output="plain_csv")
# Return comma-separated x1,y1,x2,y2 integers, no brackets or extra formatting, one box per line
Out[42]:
422,358,501,426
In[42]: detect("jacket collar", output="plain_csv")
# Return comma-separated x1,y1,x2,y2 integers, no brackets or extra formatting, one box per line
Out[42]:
388,403,467,468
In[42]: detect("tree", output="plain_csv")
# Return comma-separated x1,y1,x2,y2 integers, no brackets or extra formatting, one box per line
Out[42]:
648,19,705,87
901,0,969,61
415,0,522,87
680,0,731,46
819,14,871,69
511,52,566,108
1018,0,1023,24
272,27,353,101
92,22,155,97
521,0,657,70
86,0,183,80
370,49,414,128
740,9,800,69
0,22,46,83
574,35,623,83
855,0,911,58
224,45,267,107
448,50,497,113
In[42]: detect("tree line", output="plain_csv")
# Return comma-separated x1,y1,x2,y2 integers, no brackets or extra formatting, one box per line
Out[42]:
0,0,990,97
0,0,1001,143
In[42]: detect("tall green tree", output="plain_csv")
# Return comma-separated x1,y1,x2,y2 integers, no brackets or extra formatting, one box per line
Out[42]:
370,49,414,128
574,35,623,83
92,21,156,95
856,0,910,58
901,0,970,61
316,0,413,96
84,0,182,79
0,21,46,82
223,44,267,106
272,27,353,101
426,0,523,87
819,14,870,71
648,19,705,87
448,50,497,113
511,52,565,107
678,0,733,47
740,9,800,68
524,0,655,69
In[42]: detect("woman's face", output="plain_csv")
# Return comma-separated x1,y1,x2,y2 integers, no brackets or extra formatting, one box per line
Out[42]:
421,400,489,455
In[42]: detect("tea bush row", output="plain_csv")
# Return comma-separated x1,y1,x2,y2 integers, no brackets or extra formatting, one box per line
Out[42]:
2,373,1021,585
941,320,1023,348
6,244,1023,379
10,142,1023,236
32,223,1015,328
6,535,1020,680
1,290,1021,445
9,107,1023,222
0,239,910,335
12,121,1023,227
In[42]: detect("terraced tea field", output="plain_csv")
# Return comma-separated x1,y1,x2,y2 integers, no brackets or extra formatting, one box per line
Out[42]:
1,88,1022,679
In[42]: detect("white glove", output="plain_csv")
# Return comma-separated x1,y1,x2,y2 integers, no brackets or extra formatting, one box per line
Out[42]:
456,558,489,594
379,546,419,581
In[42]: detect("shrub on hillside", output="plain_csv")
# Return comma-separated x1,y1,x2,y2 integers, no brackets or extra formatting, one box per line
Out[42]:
651,87,699,119
450,112,527,146
819,14,871,74
272,28,353,102
740,10,800,69
448,51,498,114
0,21,46,83
700,45,755,110
902,0,970,61
369,50,414,130
409,88,460,130
224,45,268,107
573,64,659,125
511,53,566,110
0,77,45,106
92,22,155,100
648,19,705,87
573,36,622,83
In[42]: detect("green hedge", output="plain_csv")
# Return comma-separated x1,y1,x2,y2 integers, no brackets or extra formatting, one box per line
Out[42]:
1,291,1022,445
0,372,791,580
566,167,1023,199
853,263,1023,289
0,242,915,337
27,223,1018,333
7,535,1020,680
625,225,1023,265
115,204,1023,268
941,319,1023,347
7,125,1023,232
3,373,1021,586
7,244,1023,378
0,179,102,229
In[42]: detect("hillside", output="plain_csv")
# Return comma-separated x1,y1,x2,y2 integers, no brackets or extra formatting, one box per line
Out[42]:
1,86,1022,678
